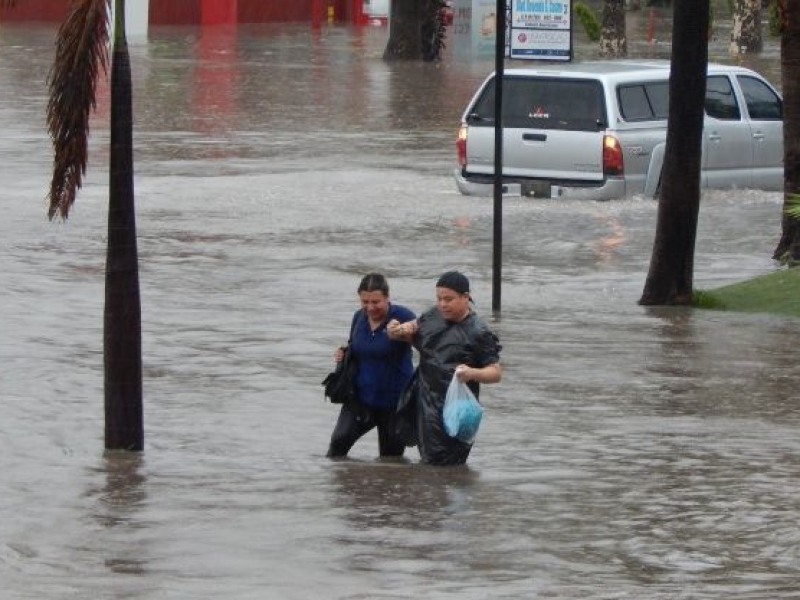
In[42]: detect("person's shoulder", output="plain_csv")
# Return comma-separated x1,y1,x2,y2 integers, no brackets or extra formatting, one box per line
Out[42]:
463,311,502,357
418,306,440,323
351,308,366,327
466,311,499,338
391,303,416,321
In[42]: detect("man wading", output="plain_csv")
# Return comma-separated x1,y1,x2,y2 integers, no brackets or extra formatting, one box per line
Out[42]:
388,271,502,466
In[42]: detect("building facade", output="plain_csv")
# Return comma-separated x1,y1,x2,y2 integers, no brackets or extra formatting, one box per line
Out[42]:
2,0,367,25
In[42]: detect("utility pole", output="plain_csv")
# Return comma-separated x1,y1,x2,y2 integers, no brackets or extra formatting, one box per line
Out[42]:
492,0,506,314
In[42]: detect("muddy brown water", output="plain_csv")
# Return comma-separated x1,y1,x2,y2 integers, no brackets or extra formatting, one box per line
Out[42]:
1,17,798,600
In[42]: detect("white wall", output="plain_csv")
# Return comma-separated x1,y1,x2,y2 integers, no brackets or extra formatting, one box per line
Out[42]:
452,0,498,58
127,0,149,39
111,0,149,40
363,0,389,17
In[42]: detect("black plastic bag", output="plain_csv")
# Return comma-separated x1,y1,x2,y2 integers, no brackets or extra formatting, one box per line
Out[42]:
322,346,358,404
394,368,419,447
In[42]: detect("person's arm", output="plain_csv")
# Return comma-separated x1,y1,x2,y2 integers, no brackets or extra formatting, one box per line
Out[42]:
455,362,502,384
334,310,361,362
333,346,345,363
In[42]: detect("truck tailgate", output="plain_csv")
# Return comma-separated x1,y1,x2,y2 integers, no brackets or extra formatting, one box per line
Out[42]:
466,127,605,182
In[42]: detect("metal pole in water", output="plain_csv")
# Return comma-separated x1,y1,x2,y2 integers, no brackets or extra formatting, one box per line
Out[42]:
492,0,505,314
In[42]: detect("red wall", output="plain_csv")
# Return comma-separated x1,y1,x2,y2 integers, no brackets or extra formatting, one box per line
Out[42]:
149,0,203,25
1,0,69,22
2,0,350,25
238,0,314,24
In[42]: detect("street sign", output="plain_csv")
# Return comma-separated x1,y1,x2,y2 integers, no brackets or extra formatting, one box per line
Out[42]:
509,0,572,61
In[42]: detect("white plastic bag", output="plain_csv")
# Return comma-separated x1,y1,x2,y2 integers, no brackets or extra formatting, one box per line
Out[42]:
443,372,484,444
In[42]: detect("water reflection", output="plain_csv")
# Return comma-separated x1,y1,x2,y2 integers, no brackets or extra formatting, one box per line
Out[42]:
591,214,626,265
643,308,705,399
92,453,149,576
192,26,240,137
330,460,480,532
94,453,147,527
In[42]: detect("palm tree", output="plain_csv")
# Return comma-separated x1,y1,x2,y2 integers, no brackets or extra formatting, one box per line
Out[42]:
773,0,800,263
600,0,627,58
729,0,763,54
7,0,143,450
384,0,446,61
639,0,710,305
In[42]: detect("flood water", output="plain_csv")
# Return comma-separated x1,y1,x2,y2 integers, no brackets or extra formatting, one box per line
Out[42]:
2,13,799,600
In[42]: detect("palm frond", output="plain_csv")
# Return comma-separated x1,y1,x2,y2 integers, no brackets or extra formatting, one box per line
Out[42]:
46,0,111,220
786,194,800,220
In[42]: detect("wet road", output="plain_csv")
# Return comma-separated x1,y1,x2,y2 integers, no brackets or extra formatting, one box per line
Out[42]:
2,17,799,600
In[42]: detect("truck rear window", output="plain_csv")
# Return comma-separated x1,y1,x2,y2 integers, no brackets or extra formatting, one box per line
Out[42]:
618,81,669,121
469,77,606,131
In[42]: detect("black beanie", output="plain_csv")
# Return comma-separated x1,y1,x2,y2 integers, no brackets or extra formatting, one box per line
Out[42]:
436,271,470,294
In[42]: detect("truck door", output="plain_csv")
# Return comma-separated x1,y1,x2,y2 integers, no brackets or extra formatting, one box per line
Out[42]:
703,75,753,189
737,75,783,191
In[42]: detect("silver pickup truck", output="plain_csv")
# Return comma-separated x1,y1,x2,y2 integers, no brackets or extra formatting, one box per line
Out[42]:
454,60,783,200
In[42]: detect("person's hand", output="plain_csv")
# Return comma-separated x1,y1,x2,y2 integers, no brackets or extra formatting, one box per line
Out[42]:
388,319,417,339
387,319,402,337
400,320,418,336
455,364,471,382
333,346,345,362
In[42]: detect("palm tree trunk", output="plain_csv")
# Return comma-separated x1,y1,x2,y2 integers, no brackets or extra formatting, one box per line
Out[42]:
639,0,709,305
383,0,445,61
729,0,763,54
384,0,424,59
105,0,143,451
774,0,800,262
600,0,627,57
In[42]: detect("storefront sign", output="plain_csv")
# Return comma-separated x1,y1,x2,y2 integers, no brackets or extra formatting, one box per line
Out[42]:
509,0,572,60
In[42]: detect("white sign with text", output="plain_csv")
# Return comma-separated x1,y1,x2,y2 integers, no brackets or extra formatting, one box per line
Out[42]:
510,0,572,60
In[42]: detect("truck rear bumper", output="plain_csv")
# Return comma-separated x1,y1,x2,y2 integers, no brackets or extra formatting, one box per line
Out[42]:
454,169,627,201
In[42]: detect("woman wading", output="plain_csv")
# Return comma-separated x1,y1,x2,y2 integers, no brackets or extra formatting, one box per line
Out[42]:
326,273,416,458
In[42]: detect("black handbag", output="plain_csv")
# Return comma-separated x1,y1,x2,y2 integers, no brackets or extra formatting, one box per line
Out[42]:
322,311,361,404
322,345,358,404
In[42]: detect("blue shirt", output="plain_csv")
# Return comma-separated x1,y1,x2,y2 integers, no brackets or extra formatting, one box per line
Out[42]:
350,303,416,409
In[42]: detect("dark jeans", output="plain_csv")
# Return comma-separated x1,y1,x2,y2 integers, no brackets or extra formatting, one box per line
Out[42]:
326,402,405,458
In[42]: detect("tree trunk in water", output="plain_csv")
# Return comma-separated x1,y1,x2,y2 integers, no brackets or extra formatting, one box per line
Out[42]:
639,0,709,306
600,0,627,57
383,0,444,61
384,0,423,59
105,0,143,451
730,0,763,54
773,0,800,262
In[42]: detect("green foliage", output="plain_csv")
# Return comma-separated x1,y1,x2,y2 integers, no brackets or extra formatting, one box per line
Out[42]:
575,1,601,42
693,267,800,317
709,1,715,32
786,194,800,220
767,0,781,37
692,289,726,310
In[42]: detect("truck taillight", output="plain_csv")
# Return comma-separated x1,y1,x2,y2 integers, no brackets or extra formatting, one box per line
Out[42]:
457,125,468,167
603,135,624,176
